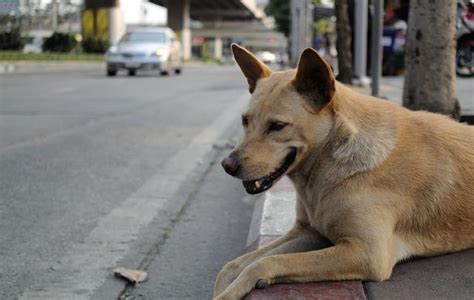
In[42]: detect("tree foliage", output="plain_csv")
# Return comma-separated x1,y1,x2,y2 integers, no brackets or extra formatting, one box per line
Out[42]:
265,0,290,37
81,36,109,54
334,0,353,84
42,32,77,53
0,26,24,50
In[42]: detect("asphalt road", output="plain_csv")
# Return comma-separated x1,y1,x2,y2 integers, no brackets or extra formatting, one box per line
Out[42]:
0,65,256,299
119,152,255,300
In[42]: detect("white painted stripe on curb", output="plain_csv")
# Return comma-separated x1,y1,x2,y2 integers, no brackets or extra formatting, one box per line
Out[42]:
20,93,250,300
246,181,296,247
246,197,265,247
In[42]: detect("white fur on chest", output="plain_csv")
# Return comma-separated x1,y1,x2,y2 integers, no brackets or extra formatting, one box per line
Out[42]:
397,239,413,262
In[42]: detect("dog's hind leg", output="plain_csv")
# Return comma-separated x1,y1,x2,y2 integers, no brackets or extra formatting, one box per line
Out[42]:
214,236,396,300
213,222,330,297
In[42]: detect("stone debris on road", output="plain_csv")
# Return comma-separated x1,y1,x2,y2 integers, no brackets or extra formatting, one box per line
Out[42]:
113,268,147,285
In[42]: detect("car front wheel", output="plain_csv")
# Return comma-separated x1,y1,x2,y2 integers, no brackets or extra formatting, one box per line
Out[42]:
160,59,172,76
107,70,117,76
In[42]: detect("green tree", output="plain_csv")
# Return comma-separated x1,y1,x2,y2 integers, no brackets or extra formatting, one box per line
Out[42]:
334,0,353,84
0,26,24,50
265,0,290,36
42,32,77,53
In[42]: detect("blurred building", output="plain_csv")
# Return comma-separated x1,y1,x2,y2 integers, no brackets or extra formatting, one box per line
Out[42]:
80,0,286,61
2,0,287,62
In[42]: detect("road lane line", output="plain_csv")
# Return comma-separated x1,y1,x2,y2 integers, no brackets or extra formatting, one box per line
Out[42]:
20,93,249,300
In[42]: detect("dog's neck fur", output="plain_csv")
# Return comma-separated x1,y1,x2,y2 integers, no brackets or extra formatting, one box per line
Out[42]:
289,82,398,194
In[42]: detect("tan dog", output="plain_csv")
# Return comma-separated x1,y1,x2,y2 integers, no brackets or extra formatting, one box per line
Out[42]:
214,44,474,300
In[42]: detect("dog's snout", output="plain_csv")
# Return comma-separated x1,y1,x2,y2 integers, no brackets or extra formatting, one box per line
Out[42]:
221,154,240,176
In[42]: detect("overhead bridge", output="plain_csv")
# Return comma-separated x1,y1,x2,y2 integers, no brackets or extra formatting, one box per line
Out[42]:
149,0,262,21
149,0,286,60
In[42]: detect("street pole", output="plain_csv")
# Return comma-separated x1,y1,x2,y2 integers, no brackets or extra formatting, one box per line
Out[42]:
167,0,191,60
354,0,368,84
290,0,300,66
371,0,383,96
52,0,58,32
290,0,313,66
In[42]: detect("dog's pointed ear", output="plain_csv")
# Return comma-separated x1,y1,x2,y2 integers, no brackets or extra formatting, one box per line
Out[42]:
231,43,271,93
292,48,336,111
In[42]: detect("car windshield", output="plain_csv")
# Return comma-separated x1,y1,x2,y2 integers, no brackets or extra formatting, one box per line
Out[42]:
121,31,166,43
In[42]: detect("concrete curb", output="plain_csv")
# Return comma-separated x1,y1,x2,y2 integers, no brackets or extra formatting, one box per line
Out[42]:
0,61,103,74
245,178,366,299
0,64,16,74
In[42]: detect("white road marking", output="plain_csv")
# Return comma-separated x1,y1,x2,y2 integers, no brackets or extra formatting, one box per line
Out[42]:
20,93,249,300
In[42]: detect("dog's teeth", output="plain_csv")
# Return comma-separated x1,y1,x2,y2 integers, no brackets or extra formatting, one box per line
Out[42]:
255,181,261,189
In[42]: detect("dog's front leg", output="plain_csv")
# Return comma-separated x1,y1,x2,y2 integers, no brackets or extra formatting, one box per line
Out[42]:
213,222,329,297
215,237,394,300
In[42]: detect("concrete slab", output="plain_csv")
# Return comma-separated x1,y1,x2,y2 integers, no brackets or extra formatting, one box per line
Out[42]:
247,281,366,300
366,249,474,300
378,76,474,116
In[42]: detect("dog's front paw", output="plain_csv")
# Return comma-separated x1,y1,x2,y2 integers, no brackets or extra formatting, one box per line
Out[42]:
255,279,270,289
214,279,253,300
214,261,243,297
214,293,238,300
215,262,272,300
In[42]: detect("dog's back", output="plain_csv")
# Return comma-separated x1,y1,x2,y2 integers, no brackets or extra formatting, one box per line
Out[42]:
349,92,474,257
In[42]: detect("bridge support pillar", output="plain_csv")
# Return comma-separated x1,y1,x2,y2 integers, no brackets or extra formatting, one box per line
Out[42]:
168,0,191,60
354,0,369,83
214,37,223,61
290,0,314,66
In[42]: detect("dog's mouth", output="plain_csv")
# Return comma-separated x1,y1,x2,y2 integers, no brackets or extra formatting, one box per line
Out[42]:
242,148,297,195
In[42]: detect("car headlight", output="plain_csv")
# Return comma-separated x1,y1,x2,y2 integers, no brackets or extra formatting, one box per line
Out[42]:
152,48,166,56
107,46,118,55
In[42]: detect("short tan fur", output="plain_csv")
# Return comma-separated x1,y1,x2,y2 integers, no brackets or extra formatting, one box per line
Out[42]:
214,44,474,300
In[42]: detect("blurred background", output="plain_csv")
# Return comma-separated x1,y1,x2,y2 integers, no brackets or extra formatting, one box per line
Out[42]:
1,0,472,113
0,0,473,299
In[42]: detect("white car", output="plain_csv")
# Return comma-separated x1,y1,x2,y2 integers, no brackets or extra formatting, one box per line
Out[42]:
23,36,43,54
255,51,277,64
105,27,183,76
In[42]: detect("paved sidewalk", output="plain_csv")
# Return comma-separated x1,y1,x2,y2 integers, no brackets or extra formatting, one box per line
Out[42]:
378,76,474,116
367,248,474,300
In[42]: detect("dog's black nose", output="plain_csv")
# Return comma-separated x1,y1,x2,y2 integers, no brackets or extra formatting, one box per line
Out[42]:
221,154,240,176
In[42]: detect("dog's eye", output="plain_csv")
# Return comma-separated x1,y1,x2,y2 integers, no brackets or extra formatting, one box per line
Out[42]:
267,121,288,133
242,116,249,127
